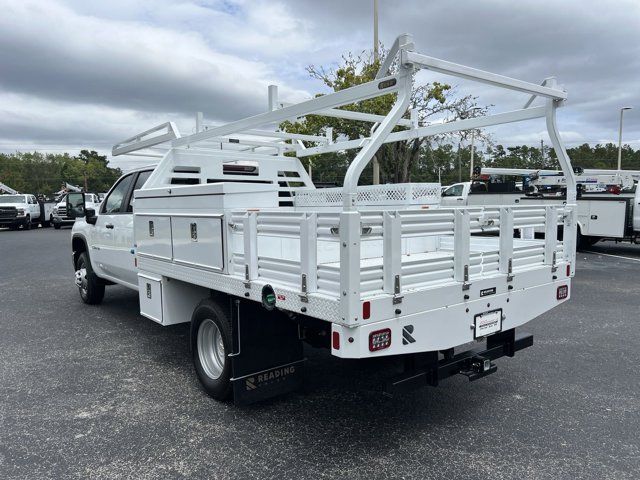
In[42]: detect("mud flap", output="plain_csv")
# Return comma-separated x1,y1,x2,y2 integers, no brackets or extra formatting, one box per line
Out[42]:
230,299,305,405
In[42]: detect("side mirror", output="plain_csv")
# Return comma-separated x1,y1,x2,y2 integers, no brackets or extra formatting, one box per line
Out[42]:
85,208,97,225
66,192,85,219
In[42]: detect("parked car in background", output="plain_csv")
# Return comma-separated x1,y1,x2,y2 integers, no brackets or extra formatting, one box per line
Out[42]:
52,193,102,229
0,194,54,230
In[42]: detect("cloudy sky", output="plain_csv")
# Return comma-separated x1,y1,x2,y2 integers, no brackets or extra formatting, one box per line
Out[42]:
1,0,639,171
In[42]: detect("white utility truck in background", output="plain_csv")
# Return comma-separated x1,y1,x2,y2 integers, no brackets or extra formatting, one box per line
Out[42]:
0,193,54,230
479,167,640,247
67,34,577,404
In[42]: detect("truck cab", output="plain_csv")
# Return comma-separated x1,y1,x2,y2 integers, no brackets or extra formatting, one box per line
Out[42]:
71,169,152,287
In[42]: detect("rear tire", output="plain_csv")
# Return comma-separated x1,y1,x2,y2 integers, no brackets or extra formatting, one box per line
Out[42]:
75,252,105,304
190,298,233,401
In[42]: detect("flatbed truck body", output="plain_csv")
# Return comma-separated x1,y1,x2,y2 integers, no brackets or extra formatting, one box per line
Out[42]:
68,34,577,404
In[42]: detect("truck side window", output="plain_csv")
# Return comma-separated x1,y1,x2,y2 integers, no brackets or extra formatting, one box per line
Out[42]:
102,174,135,214
126,170,152,213
442,184,463,197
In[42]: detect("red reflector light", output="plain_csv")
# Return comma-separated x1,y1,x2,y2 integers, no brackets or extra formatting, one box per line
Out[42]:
362,301,371,320
369,328,391,352
557,285,569,300
332,331,340,350
566,264,571,276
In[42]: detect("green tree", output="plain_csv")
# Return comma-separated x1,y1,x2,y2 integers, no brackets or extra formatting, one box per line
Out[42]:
0,151,122,195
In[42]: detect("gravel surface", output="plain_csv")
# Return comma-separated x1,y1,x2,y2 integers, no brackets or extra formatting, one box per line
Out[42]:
1,227,639,479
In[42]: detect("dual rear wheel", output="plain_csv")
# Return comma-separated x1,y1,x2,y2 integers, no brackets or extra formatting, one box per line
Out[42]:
190,299,233,401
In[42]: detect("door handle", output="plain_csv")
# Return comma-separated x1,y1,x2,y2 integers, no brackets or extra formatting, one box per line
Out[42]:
106,223,114,229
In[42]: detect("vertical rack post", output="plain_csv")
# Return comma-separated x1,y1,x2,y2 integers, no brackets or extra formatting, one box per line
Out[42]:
383,211,402,298
339,211,361,324
499,207,514,280
454,209,471,288
243,212,258,286
300,213,318,301
544,206,558,269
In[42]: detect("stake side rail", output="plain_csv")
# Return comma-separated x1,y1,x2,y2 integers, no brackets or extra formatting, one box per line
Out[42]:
224,203,573,328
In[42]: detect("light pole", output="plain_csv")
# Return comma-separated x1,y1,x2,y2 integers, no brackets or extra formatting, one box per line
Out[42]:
468,107,482,180
618,107,632,170
372,0,380,185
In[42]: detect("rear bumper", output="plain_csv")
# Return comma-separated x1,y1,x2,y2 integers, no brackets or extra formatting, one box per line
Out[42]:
384,329,532,395
331,278,570,359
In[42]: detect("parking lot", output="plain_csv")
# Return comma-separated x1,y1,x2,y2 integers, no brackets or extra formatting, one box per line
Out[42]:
1,227,639,479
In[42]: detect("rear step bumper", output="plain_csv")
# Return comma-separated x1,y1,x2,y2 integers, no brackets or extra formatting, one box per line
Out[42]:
384,329,532,395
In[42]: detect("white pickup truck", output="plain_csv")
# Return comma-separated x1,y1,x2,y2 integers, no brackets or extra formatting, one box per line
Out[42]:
0,194,54,230
67,35,577,404
440,182,525,207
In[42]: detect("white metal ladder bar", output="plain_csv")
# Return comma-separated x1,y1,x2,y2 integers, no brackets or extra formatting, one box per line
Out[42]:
297,106,545,158
403,51,567,100
172,73,402,148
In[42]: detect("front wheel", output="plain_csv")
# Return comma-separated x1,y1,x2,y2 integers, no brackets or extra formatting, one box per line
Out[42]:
190,299,233,401
23,215,31,230
54,222,61,230
75,252,105,304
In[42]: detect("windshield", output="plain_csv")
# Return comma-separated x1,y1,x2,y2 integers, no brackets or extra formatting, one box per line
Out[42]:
0,195,26,204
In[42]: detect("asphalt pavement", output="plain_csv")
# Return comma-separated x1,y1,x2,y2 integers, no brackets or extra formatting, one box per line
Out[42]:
0,227,639,479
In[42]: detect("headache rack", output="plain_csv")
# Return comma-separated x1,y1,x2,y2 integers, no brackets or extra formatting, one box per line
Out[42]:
121,33,577,334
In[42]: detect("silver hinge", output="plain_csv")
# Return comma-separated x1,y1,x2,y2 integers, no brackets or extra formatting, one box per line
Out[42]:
393,275,403,304
299,273,308,303
148,220,154,237
462,265,471,291
551,251,557,272
190,222,198,242
507,258,514,282
244,264,251,288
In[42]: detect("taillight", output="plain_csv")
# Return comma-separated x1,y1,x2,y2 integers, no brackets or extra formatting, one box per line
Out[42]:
369,328,391,352
557,285,569,300
362,301,371,320
332,331,340,350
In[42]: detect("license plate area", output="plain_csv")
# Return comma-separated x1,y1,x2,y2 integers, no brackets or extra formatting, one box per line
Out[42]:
474,308,502,339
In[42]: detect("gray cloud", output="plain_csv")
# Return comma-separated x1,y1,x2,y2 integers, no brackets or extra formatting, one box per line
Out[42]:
0,0,638,172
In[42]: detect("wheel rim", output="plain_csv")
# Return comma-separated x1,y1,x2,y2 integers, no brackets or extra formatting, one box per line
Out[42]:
75,259,88,296
197,319,226,380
